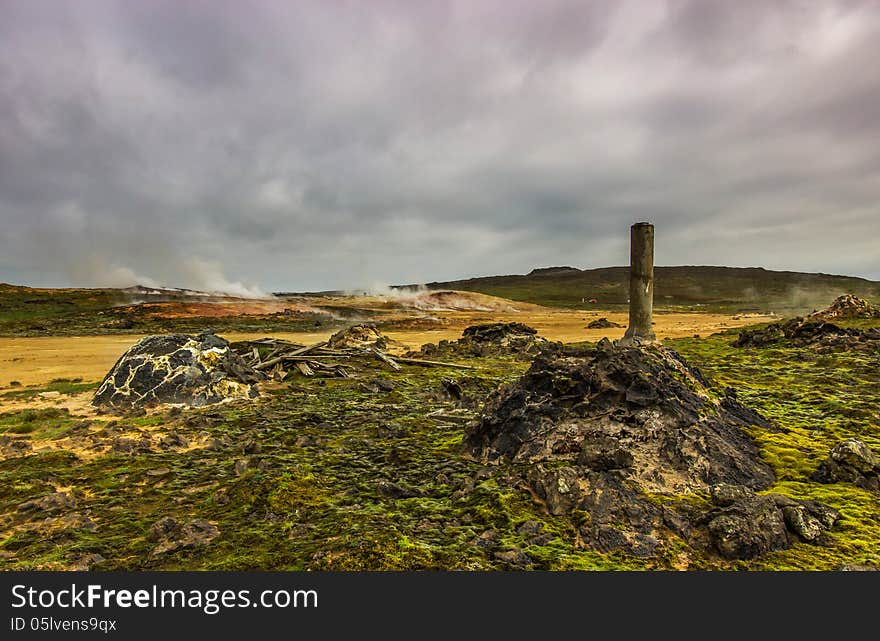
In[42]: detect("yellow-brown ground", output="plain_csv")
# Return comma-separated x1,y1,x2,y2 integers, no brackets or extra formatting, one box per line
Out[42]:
0,299,774,394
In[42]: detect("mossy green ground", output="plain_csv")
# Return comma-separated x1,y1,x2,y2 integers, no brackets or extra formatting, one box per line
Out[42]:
1,326,878,570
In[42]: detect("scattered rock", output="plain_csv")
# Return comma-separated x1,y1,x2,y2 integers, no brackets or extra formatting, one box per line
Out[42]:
516,520,545,537
148,517,220,556
69,553,106,571
493,548,533,568
812,439,880,491
18,492,76,514
471,530,498,549
42,512,98,533
111,436,152,455
837,564,879,571
234,457,267,476
587,317,623,329
92,331,264,410
159,431,189,450
241,437,262,455
145,467,171,477
370,378,397,392
0,435,32,457
377,480,423,499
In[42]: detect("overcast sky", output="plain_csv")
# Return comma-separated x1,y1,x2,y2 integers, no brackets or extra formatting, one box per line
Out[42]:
2,0,879,294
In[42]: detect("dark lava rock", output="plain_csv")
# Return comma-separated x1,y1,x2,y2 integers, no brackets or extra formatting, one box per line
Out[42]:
92,331,264,409
412,322,557,359
704,493,841,558
706,495,789,559
734,317,880,351
465,344,774,491
587,317,623,329
441,378,463,400
812,439,880,491
463,322,537,342
464,342,840,560
148,517,220,556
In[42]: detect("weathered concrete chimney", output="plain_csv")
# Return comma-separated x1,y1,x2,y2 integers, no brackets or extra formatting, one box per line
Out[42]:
621,222,656,345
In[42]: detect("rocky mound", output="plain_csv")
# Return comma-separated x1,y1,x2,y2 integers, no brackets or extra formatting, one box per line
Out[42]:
734,318,880,351
92,332,264,409
328,324,389,350
463,341,839,559
462,322,537,342
809,294,880,320
812,439,879,491
413,322,555,359
587,317,623,329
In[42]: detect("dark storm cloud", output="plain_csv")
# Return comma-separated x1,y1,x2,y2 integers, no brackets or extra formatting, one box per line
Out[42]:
1,0,879,293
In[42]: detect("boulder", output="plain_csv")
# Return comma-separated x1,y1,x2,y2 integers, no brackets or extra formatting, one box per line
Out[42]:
92,331,264,409
812,439,880,491
706,495,789,560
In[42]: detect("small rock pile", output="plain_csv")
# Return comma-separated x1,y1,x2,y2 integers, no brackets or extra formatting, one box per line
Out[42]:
412,323,556,359
586,317,623,330
808,294,880,321
93,331,264,409
463,340,840,559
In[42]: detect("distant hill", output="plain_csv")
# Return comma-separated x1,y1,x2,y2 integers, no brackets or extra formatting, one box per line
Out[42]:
410,266,880,313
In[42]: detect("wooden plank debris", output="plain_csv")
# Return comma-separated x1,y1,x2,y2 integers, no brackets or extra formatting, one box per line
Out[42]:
394,356,475,370
371,348,401,370
295,362,314,376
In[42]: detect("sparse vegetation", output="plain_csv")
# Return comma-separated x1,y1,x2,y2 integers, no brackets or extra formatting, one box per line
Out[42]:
1,285,879,571
1,316,878,570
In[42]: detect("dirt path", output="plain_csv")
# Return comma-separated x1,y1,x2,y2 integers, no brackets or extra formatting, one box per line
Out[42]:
0,310,773,390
